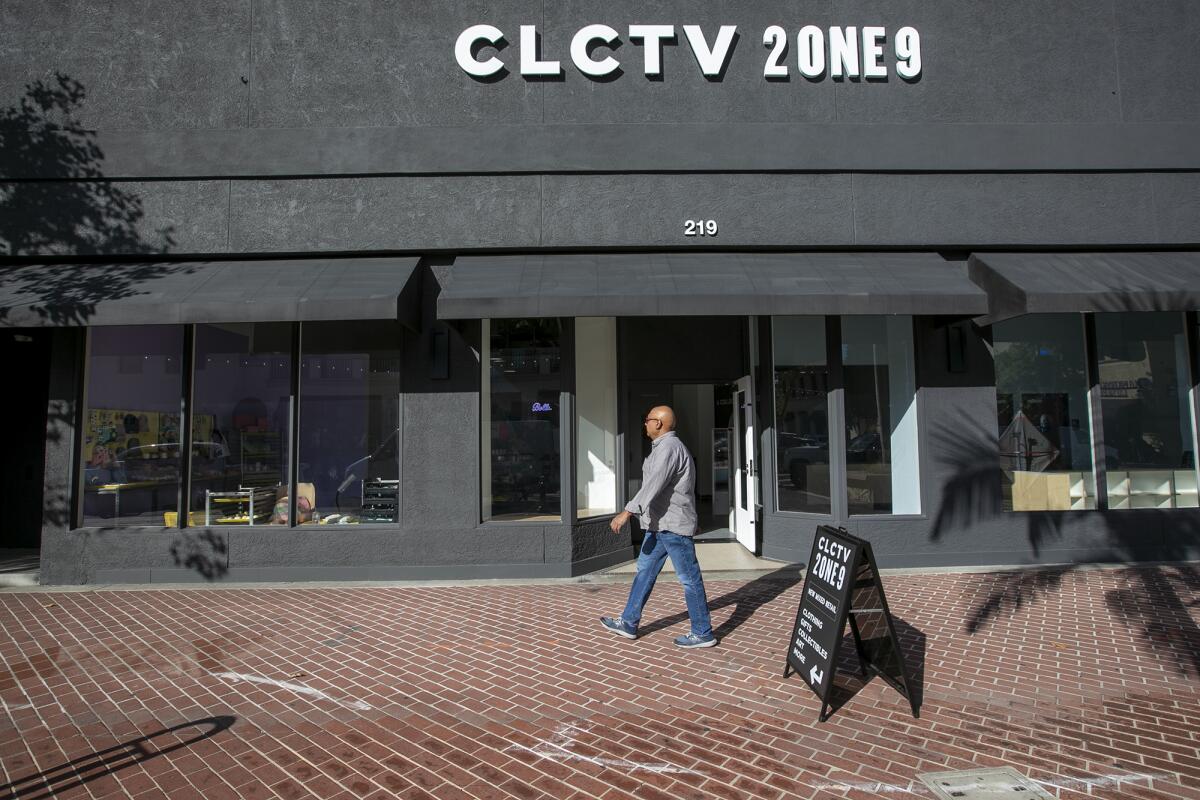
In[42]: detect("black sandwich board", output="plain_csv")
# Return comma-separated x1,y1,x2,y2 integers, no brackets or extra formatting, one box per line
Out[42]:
783,525,919,722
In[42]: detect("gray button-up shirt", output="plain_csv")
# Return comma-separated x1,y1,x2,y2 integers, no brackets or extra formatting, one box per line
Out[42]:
624,431,698,537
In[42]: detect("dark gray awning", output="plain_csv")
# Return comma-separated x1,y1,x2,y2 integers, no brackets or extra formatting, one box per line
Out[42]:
0,257,422,329
436,253,986,319
969,252,1200,323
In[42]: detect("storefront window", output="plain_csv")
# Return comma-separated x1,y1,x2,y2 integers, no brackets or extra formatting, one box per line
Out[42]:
772,317,831,514
483,319,563,521
189,323,292,525
576,318,617,518
1095,313,1196,508
842,316,921,515
993,315,1095,511
80,326,184,527
298,321,401,525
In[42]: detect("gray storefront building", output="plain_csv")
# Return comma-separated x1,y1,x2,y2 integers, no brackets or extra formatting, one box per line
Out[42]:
2,1,1199,584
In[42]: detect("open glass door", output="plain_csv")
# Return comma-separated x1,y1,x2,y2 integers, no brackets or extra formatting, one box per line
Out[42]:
730,375,757,551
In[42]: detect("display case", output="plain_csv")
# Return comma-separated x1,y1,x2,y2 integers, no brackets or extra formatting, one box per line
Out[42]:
205,486,276,525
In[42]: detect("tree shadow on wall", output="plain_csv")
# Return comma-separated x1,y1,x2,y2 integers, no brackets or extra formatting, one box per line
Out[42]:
928,426,1200,678
170,529,230,581
0,72,184,326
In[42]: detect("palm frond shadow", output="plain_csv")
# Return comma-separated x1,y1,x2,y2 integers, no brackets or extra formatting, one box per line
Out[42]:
928,427,1200,677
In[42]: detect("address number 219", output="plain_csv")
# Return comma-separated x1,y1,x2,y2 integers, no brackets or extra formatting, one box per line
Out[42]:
684,219,718,237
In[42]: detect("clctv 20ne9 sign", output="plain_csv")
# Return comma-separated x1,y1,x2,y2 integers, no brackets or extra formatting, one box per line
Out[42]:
455,24,922,81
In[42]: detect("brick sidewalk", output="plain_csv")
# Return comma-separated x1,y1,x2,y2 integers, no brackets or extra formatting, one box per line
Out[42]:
2,565,1198,799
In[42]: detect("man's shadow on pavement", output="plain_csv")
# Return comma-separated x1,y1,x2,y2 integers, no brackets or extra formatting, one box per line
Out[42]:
637,566,804,639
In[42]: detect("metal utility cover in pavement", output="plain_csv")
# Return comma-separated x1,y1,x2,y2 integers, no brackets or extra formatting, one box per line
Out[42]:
918,768,1055,799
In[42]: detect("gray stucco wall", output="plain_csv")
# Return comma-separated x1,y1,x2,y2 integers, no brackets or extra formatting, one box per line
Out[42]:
6,0,1199,130
2,1,1199,254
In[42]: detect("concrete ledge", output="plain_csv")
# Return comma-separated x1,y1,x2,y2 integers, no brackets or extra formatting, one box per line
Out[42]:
7,123,1200,180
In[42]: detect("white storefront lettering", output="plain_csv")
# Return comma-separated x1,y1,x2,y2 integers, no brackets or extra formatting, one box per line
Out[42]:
455,24,922,80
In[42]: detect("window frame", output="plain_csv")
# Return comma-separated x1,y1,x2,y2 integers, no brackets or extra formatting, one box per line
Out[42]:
74,320,407,531
478,317,574,526
992,310,1200,513
769,314,926,521
1087,311,1199,511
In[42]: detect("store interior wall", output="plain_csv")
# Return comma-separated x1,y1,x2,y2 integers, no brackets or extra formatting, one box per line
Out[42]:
576,317,618,517
671,383,715,505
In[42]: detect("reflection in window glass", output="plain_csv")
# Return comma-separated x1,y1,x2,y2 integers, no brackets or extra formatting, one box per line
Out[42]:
993,315,1095,511
576,318,617,518
772,317,830,514
298,321,401,525
483,319,563,521
842,316,920,515
190,323,292,525
80,326,183,527
1095,313,1196,508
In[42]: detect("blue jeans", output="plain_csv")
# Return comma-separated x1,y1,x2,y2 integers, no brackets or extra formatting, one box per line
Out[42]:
621,530,713,638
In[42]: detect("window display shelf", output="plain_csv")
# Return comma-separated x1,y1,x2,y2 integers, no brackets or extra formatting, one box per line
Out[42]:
361,478,399,523
205,486,276,525
1068,472,1095,511
1106,469,1197,510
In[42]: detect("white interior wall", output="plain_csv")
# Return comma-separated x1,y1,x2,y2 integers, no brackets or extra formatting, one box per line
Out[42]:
576,318,617,514
886,316,921,514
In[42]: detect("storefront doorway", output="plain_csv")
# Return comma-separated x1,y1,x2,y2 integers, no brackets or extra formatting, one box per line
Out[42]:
1,329,50,555
619,317,758,551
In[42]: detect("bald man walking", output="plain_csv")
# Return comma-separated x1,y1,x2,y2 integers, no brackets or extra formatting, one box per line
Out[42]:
601,405,716,648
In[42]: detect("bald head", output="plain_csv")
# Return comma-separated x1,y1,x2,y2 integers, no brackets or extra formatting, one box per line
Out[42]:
644,405,676,440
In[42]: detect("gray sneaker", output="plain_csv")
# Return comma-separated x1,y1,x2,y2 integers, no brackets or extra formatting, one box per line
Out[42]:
600,616,637,639
674,632,717,648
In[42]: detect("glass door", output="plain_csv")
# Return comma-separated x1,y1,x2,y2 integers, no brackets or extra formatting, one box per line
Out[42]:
731,375,757,550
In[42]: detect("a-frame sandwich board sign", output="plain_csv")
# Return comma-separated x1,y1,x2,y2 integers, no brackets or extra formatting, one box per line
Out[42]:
783,525,920,722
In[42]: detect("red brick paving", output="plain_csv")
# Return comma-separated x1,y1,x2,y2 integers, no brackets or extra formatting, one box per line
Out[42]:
1,564,1198,799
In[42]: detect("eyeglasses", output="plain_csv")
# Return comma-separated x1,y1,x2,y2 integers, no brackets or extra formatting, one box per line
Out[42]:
643,418,662,426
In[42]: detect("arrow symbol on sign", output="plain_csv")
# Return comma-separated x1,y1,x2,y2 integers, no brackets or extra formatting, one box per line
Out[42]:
809,665,824,685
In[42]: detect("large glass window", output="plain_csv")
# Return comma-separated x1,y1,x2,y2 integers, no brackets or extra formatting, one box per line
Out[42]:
993,315,1095,511
842,316,921,515
298,321,401,525
1096,313,1196,508
189,323,292,525
576,318,617,519
772,317,831,514
483,319,563,521
773,315,920,516
80,326,184,527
